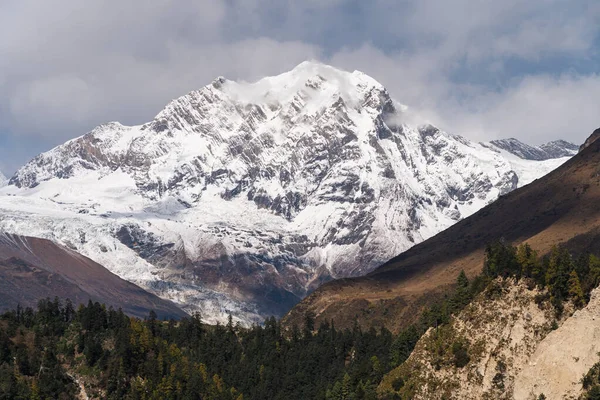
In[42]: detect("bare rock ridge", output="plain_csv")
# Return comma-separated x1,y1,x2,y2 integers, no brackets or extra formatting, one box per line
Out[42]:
0,62,576,324
0,233,187,319
487,138,578,160
284,128,600,332
580,127,600,152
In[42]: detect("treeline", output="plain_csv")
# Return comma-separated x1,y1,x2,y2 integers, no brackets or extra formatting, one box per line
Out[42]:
0,298,393,399
0,274,484,400
0,241,597,399
484,241,599,313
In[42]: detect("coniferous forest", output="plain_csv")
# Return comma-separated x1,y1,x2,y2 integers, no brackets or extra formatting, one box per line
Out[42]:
0,242,599,399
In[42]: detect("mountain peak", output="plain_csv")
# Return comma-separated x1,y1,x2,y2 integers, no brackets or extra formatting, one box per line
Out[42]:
289,59,336,72
222,61,385,104
0,64,577,325
288,60,360,76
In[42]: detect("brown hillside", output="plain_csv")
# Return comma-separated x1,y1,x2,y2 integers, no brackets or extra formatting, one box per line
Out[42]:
284,130,600,333
0,233,188,319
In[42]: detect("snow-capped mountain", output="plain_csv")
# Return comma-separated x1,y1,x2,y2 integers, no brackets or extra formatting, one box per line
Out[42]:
0,171,7,188
486,138,578,161
0,62,575,324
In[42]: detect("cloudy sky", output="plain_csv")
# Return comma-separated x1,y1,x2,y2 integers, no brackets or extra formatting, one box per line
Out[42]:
1,0,599,175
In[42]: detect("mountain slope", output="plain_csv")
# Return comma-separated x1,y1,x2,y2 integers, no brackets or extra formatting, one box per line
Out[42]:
0,171,6,188
0,62,574,324
285,129,600,332
0,233,187,319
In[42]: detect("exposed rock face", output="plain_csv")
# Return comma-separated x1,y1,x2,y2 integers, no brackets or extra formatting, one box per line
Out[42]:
580,128,600,152
488,138,578,161
0,62,574,324
514,286,600,400
539,140,580,159
379,278,600,399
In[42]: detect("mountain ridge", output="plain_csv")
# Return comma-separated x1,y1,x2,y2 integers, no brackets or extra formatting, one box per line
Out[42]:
0,232,187,319
486,138,578,160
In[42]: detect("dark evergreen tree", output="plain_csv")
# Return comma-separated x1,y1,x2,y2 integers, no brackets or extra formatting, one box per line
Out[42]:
0,241,597,400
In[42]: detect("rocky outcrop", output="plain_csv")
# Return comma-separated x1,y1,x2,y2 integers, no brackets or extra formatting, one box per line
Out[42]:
379,278,600,399
539,140,580,159
378,279,560,399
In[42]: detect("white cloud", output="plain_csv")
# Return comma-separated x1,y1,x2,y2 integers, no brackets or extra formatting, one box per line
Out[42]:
326,43,600,144
10,76,93,136
0,0,599,174
450,74,600,143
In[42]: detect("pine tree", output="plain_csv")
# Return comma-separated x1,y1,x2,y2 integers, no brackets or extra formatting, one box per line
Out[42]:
568,270,585,308
452,270,471,310
484,240,519,278
303,312,315,339
590,255,600,288
457,270,469,288
390,325,420,367
227,314,235,334
0,364,19,399
327,381,342,400
30,381,41,400
341,373,352,400
147,310,158,335
370,356,382,381
546,246,573,301
517,243,541,280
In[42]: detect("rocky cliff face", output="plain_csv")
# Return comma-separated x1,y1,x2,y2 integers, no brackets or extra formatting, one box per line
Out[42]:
513,286,600,399
379,278,600,399
0,62,575,324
